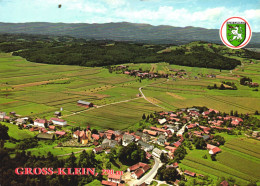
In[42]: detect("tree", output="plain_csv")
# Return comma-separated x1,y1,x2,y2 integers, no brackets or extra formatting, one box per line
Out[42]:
142,114,146,120
214,135,225,145
163,167,179,182
91,129,98,134
65,152,76,168
211,154,216,161
194,138,206,149
219,84,225,90
230,110,234,116
255,110,259,115
0,124,9,140
160,153,169,163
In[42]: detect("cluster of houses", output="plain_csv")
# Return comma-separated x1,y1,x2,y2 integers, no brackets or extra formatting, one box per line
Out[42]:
0,106,249,185
0,111,69,140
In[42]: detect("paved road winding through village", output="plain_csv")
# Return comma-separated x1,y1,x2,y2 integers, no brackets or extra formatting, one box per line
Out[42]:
132,156,163,186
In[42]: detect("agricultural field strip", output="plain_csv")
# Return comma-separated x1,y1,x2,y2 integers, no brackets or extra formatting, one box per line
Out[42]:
224,144,260,158
183,157,256,182
0,68,85,79
181,160,249,184
221,146,260,162
204,95,256,112
218,152,260,179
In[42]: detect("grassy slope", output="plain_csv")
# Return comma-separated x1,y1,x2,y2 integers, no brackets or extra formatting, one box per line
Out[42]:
1,122,36,140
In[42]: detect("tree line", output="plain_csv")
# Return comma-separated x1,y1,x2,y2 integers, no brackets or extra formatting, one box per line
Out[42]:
0,34,244,70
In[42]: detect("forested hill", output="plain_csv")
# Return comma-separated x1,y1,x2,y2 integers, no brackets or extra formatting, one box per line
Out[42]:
0,34,259,70
0,22,260,46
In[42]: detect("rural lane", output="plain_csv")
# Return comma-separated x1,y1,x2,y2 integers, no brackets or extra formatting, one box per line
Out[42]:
139,87,166,110
132,156,163,186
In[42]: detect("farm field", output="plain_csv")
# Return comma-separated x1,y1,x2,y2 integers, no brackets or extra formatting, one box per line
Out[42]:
0,52,260,130
180,135,260,185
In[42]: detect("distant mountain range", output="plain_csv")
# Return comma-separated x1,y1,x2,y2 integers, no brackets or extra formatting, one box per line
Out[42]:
0,22,259,46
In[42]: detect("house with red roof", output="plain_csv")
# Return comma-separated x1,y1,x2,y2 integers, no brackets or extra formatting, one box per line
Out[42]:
34,119,47,128
108,174,122,183
101,180,117,186
131,168,145,179
55,131,66,136
173,162,179,168
165,146,177,153
50,118,67,126
173,141,181,148
184,170,196,177
220,180,229,186
92,134,100,141
187,123,197,129
48,125,56,130
146,152,152,160
143,129,157,136
93,147,103,154
209,147,221,155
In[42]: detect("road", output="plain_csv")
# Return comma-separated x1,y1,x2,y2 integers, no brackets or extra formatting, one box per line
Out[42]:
139,87,166,110
132,156,163,186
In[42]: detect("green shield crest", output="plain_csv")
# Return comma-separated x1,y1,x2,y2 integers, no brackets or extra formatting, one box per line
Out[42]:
226,21,246,47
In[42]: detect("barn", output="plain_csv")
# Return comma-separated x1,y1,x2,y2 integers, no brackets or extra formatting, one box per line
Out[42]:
77,100,94,108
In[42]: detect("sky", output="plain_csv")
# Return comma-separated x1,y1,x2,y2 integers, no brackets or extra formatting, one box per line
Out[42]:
0,0,259,31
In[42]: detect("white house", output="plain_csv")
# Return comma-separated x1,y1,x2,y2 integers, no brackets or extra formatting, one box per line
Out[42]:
34,119,46,128
50,118,67,126
152,148,162,158
122,134,135,146
158,118,167,125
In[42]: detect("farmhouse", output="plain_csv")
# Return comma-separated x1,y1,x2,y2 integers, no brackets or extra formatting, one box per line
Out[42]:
50,118,67,126
209,147,222,155
129,162,151,179
77,100,93,108
93,147,103,154
34,119,47,128
108,174,122,183
0,112,6,121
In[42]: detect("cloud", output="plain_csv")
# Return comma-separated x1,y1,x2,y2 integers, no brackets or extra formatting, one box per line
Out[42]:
103,0,127,7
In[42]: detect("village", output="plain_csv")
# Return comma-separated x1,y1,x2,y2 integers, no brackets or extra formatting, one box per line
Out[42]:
1,102,259,186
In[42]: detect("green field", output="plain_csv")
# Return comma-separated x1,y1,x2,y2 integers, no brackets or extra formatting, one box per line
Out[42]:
180,135,260,185
1,122,36,140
